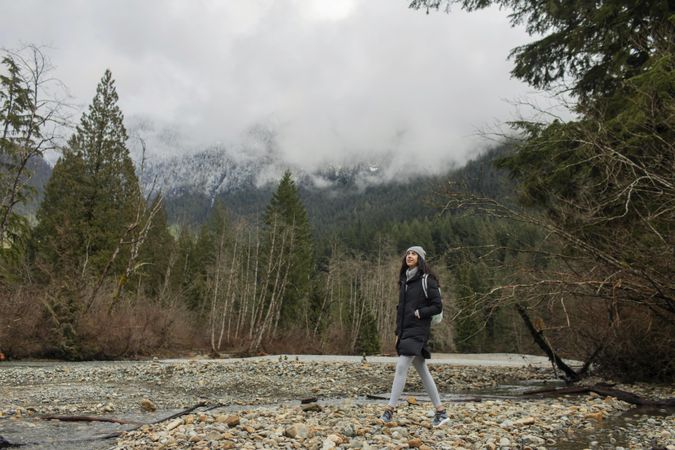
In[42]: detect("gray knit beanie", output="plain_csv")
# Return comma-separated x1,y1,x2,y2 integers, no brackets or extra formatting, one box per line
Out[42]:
406,245,426,260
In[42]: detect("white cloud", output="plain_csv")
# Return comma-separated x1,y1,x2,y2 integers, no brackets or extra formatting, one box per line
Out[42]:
1,0,544,172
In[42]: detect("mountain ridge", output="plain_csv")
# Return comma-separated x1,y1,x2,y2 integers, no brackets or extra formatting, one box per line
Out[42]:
23,143,511,235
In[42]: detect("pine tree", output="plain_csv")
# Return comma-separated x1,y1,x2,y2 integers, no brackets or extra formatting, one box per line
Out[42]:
33,152,89,276
31,70,143,358
35,69,141,277
263,171,314,328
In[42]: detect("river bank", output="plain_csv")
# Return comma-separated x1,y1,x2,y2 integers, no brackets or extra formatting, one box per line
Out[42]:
0,355,673,449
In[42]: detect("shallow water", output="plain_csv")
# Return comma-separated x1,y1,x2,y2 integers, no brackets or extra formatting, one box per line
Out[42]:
553,406,674,450
0,416,125,449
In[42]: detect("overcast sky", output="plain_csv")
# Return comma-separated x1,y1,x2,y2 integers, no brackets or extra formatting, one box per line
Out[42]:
1,0,543,173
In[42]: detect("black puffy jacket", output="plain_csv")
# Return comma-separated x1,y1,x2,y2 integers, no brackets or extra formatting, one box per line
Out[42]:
395,269,442,359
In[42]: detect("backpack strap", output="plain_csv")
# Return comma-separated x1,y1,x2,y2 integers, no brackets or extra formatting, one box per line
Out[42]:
422,274,442,299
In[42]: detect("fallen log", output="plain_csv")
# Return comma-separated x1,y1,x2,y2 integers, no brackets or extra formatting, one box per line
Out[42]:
150,401,207,424
40,415,142,425
516,303,581,381
522,384,675,407
204,403,226,412
37,401,207,428
90,401,210,441
10,400,212,447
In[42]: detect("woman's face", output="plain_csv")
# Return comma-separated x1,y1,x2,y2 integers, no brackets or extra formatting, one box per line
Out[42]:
405,250,419,268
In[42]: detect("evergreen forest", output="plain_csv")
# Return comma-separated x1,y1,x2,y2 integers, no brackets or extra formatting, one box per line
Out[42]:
1,0,673,383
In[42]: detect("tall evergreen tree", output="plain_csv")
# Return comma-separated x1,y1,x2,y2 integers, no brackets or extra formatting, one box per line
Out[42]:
35,69,141,277
31,70,143,357
263,171,314,328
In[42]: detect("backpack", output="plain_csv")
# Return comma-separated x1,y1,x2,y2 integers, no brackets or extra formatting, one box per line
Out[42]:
422,273,443,326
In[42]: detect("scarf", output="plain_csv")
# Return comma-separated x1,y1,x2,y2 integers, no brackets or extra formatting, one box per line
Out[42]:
405,267,418,282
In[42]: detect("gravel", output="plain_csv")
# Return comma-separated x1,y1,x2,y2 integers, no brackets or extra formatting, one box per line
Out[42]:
0,356,673,449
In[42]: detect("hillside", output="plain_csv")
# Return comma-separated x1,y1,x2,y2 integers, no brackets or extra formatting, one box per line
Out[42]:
151,144,514,236
24,144,514,235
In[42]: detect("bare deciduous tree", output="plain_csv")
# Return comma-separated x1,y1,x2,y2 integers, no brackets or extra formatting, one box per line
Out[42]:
0,45,71,255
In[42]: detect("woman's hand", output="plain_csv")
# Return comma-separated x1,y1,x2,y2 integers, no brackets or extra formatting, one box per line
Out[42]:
414,309,420,319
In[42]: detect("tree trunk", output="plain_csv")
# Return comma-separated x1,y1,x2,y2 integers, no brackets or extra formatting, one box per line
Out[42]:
515,302,580,381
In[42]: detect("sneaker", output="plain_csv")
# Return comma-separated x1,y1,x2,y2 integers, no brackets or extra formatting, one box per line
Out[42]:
380,408,394,423
432,409,449,427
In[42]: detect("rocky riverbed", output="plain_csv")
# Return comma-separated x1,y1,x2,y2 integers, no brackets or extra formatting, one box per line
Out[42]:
0,356,673,449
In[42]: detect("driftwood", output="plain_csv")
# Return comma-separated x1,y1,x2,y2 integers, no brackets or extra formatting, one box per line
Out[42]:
77,401,209,442
37,401,207,429
515,303,581,381
367,385,675,408
40,415,142,425
0,401,212,448
149,401,207,425
522,384,675,407
204,403,227,412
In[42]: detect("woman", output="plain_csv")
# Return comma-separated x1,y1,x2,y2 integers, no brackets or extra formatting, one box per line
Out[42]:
380,245,449,427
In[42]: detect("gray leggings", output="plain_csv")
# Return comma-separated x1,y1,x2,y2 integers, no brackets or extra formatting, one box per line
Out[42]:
387,355,442,408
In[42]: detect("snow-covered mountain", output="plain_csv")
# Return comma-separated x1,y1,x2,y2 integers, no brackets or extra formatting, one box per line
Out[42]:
125,120,447,225
140,144,387,200
126,118,389,200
